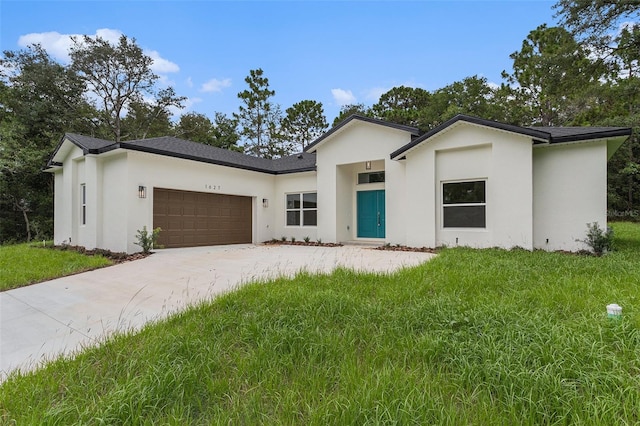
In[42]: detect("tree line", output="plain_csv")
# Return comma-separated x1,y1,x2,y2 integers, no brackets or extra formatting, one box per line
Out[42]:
1,0,638,243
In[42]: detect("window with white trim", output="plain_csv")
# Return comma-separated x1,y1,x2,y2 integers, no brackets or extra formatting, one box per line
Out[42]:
286,192,317,226
442,180,486,228
80,183,87,225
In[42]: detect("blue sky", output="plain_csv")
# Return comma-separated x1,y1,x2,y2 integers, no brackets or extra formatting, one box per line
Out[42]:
1,0,558,123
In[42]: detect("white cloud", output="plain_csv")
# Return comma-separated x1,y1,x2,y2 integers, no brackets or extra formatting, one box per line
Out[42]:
201,78,232,93
18,31,76,62
331,88,356,106
186,77,194,88
94,28,123,44
364,86,389,102
17,28,179,76
147,49,179,73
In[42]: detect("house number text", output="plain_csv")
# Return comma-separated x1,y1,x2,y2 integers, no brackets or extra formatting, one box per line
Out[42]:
205,184,222,190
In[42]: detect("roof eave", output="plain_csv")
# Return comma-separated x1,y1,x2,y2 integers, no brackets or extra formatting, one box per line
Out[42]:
120,142,279,174
549,128,632,144
274,166,317,175
391,114,551,160
306,114,420,153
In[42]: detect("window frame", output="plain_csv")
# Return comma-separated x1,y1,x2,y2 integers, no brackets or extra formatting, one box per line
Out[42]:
441,179,486,229
357,171,386,185
80,183,87,226
285,192,317,227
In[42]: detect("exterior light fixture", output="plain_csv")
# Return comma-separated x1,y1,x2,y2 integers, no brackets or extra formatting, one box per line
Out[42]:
138,186,147,199
262,198,269,208
365,161,372,170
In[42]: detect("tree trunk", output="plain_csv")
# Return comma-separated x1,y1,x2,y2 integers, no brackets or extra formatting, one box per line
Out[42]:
15,201,31,242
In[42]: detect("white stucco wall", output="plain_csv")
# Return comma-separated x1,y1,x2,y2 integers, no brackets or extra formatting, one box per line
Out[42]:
52,145,84,247
100,153,129,252
273,171,318,242
404,123,533,249
122,151,278,253
314,121,414,243
533,140,608,251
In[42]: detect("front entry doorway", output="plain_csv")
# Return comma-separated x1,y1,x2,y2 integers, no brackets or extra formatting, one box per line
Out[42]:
357,190,385,238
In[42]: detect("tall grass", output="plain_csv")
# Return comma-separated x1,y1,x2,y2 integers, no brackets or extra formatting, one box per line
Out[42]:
0,243,112,291
1,223,639,424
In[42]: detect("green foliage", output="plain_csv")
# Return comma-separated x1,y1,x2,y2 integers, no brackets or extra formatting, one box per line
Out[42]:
69,34,184,142
372,86,431,129
235,68,290,158
2,223,640,423
0,45,92,243
134,226,162,254
281,100,328,151
290,236,296,243
0,243,112,291
304,236,310,243
501,24,601,126
332,103,372,126
120,88,183,140
211,112,243,152
554,0,640,47
579,222,614,255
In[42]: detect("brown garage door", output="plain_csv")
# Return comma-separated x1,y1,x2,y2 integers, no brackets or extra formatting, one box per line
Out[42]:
153,188,252,248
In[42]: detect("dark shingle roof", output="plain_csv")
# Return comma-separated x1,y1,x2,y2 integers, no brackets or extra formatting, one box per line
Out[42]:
48,134,316,174
525,126,632,143
65,133,117,152
391,115,632,159
305,114,420,153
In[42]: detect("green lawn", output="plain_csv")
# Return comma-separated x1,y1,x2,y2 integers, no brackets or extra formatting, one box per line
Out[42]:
2,223,640,424
0,243,112,291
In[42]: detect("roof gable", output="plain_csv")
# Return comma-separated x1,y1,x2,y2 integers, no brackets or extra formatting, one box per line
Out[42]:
305,114,420,153
391,114,632,160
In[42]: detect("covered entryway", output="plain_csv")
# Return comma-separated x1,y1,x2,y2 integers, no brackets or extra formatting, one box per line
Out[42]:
357,190,385,238
153,188,252,248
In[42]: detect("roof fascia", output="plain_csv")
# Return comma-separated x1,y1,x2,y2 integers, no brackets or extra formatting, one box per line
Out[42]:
120,142,279,175
391,115,550,160
46,134,89,168
548,128,632,144
305,114,420,153
273,166,317,175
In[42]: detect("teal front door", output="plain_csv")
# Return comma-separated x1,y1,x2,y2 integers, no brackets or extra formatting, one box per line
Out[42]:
357,190,385,238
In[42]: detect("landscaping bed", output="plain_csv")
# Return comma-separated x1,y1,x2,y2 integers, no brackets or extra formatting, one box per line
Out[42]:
43,244,150,263
262,239,342,247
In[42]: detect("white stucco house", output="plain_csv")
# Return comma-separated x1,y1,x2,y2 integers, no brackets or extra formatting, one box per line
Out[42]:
45,114,631,254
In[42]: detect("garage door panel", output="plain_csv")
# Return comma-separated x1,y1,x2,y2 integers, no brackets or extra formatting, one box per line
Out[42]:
153,188,252,248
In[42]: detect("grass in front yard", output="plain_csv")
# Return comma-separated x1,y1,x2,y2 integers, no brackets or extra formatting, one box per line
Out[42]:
0,243,112,291
1,223,640,424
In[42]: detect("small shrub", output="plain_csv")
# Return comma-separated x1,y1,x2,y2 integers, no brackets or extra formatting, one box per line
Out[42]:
134,226,162,254
316,238,322,244
304,236,310,243
578,222,614,256
281,236,287,242
291,237,296,243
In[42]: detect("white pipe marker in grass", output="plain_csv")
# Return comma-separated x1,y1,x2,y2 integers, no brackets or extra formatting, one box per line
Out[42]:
606,303,622,319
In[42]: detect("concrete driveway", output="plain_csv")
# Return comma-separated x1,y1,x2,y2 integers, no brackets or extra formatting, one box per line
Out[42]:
1,244,434,380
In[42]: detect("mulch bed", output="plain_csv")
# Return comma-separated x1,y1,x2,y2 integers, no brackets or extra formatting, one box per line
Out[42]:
375,245,439,254
263,240,437,253
262,240,343,247
41,244,151,263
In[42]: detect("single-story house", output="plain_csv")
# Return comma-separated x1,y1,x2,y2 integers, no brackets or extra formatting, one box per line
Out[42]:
45,114,631,254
